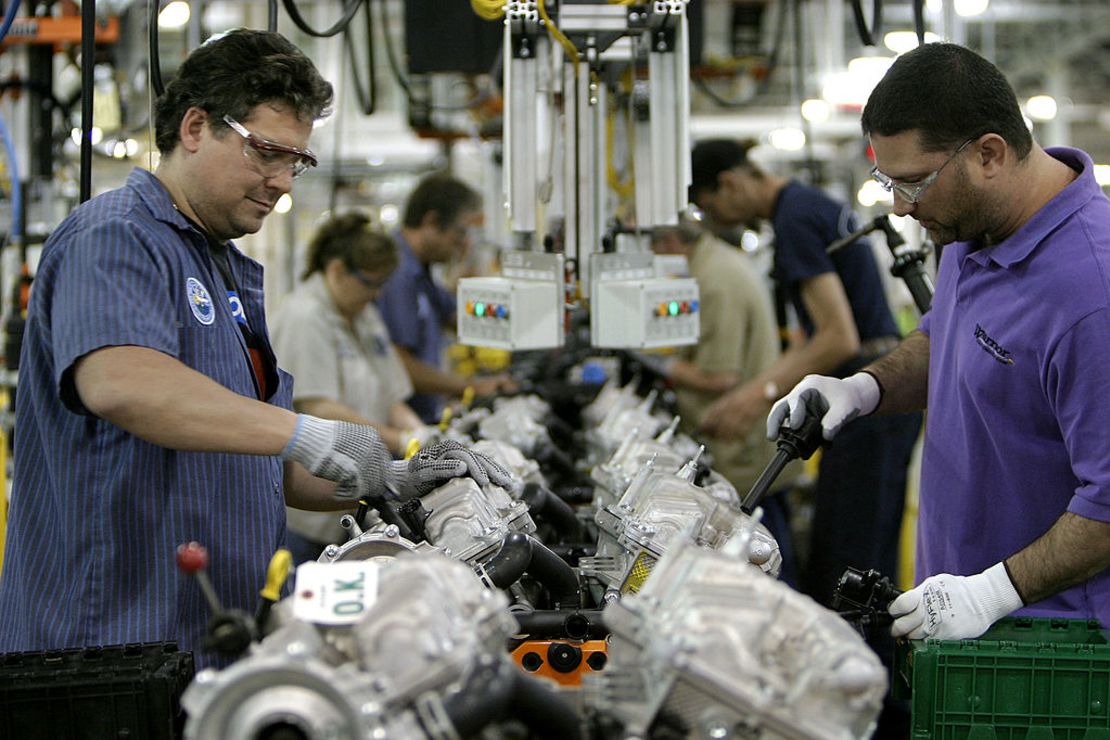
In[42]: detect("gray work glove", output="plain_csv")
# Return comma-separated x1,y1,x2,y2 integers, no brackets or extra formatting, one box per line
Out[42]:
766,371,881,441
396,439,517,499
281,415,397,501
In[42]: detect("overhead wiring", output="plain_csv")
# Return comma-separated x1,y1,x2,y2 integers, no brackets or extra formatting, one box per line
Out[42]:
537,0,580,72
344,0,376,115
0,0,20,44
375,0,485,113
149,0,165,98
849,0,883,46
280,0,364,38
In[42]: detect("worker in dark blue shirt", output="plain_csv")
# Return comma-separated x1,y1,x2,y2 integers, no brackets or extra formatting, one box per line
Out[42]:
0,30,509,670
376,173,516,423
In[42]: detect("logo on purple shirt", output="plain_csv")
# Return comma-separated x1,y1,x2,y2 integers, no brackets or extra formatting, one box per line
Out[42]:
974,324,1014,365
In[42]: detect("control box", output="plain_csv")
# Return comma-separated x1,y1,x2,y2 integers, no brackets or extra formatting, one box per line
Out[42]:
590,252,699,349
457,278,562,349
456,251,565,350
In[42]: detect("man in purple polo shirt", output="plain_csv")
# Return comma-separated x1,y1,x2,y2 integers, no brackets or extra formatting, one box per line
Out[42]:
770,42,1110,640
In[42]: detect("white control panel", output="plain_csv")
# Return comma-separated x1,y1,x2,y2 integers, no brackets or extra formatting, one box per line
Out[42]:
592,277,700,349
457,277,563,350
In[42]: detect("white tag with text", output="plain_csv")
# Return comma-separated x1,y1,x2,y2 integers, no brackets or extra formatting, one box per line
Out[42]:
292,561,380,625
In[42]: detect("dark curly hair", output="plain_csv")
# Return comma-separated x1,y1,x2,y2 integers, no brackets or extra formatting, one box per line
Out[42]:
154,29,333,156
861,43,1031,159
302,212,399,281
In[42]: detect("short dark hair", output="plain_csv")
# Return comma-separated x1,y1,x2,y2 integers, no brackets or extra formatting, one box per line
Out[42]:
689,139,760,201
302,212,399,281
154,29,333,155
861,43,1031,158
402,173,482,229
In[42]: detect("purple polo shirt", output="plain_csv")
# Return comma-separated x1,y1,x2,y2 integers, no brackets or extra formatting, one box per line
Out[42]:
918,147,1110,623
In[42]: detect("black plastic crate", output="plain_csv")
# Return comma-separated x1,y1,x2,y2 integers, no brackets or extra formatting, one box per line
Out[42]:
0,642,194,740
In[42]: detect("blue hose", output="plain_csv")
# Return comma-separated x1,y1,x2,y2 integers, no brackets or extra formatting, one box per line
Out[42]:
0,0,21,46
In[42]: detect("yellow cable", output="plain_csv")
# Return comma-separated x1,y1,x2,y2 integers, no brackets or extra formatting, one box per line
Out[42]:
537,0,580,72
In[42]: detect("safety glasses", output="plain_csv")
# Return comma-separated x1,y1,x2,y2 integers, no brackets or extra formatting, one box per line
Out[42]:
222,115,318,180
870,138,974,205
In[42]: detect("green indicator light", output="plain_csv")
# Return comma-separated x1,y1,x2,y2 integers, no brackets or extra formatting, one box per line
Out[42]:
475,302,486,317
668,301,679,316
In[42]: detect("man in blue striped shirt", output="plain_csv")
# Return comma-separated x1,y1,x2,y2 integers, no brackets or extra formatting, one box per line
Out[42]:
0,30,510,670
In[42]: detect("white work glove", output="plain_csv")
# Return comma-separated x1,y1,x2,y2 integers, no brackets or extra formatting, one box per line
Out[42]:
766,371,881,441
888,563,1024,640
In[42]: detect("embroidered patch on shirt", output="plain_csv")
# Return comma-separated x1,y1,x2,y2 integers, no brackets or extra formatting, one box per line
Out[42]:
186,277,215,326
974,323,1014,365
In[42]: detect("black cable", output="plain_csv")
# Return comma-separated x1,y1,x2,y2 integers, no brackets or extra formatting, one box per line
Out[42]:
374,0,412,99
80,0,95,203
280,0,363,39
268,0,278,32
913,0,926,44
344,0,375,115
756,0,791,94
849,0,883,47
149,0,165,98
374,0,483,113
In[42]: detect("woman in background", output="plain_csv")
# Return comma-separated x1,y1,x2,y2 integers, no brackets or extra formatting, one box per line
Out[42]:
271,212,424,562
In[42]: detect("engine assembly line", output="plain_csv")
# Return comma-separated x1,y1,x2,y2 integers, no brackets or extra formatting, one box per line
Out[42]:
1,1,1109,739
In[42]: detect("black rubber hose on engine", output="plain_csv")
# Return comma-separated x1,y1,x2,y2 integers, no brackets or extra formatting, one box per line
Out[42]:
519,482,585,540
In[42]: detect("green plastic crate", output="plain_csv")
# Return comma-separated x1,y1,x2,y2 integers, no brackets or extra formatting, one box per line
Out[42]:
894,617,1110,739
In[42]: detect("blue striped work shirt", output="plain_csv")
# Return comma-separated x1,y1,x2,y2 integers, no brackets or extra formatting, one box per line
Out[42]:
0,168,293,670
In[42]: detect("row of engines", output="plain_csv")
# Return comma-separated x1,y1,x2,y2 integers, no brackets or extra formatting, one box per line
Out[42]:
183,373,887,739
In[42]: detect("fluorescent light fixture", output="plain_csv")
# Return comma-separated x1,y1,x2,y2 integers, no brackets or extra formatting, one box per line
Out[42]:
273,193,293,214
768,127,806,151
822,57,895,107
158,1,191,29
883,30,941,54
954,0,989,17
801,98,831,123
1025,95,1058,122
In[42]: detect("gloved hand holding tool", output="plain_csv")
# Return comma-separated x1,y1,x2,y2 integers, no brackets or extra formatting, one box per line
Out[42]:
766,371,882,441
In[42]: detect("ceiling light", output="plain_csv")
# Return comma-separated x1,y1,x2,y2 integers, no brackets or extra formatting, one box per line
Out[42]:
380,203,400,226
954,0,989,17
158,1,191,29
273,193,293,214
883,31,941,54
768,128,806,151
1025,95,1057,122
823,57,895,108
801,99,830,123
